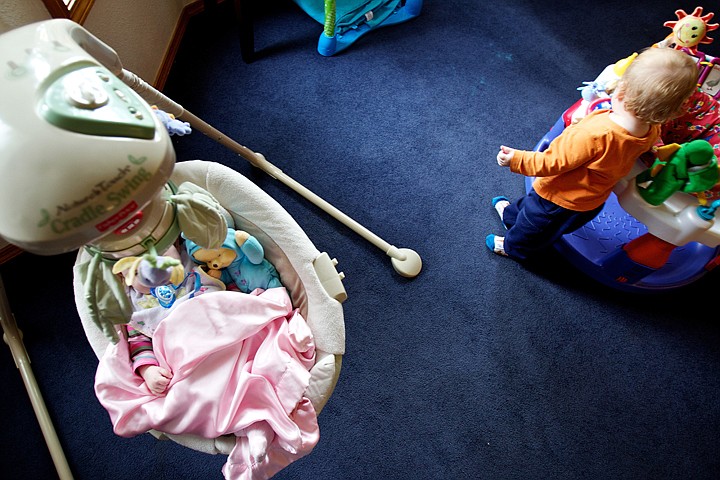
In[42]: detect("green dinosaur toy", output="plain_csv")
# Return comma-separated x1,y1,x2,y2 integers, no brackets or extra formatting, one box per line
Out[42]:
636,139,719,206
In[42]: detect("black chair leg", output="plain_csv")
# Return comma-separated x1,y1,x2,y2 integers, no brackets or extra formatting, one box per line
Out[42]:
235,0,255,63
203,0,255,64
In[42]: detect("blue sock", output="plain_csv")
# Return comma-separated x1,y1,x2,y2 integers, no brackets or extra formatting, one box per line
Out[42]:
491,195,509,207
485,234,507,256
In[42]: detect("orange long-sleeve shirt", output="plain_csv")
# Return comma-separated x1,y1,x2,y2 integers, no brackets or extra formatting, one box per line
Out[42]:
510,110,661,211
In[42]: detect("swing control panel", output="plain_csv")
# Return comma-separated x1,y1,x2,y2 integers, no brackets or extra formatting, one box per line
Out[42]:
0,20,175,255
41,66,156,139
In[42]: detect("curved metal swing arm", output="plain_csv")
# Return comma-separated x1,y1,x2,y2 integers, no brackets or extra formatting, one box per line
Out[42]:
117,69,421,277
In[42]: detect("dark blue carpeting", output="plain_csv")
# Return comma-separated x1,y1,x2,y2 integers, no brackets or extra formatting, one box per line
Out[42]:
2,1,720,478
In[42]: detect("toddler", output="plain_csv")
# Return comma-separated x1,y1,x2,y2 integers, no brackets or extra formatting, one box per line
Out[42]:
487,47,699,260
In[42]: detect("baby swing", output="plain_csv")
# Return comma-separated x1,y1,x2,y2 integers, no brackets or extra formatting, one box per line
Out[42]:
0,18,417,479
530,7,720,292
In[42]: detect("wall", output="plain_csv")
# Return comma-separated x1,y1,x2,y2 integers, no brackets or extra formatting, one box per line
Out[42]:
0,0,51,32
83,0,194,82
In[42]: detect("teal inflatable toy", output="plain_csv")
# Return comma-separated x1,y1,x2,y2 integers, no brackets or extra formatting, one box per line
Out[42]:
292,0,423,55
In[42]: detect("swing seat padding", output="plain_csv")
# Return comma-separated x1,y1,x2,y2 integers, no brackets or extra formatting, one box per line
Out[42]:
73,160,345,454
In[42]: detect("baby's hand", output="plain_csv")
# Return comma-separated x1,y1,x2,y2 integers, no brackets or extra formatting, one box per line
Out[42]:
138,365,173,395
497,145,514,167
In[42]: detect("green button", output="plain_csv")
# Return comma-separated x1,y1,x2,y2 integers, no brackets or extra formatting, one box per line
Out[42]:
40,66,156,139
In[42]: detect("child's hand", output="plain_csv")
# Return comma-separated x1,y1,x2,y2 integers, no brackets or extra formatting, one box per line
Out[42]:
497,145,514,167
138,365,173,395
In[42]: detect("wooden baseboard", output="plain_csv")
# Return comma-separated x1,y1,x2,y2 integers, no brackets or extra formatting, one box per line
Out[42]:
154,1,218,90
0,244,23,265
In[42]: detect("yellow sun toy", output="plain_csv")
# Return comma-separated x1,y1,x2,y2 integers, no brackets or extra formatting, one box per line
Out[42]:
661,6,719,54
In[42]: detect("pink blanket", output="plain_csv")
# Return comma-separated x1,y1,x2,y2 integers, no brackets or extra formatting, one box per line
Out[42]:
94,288,319,479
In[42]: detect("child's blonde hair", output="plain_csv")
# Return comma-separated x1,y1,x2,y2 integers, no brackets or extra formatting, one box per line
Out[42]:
619,47,699,124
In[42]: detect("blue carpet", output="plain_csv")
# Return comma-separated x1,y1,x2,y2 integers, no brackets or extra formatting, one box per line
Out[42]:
2,1,719,479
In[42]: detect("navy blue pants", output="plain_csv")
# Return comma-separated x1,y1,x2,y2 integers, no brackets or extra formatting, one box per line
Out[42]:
501,190,604,261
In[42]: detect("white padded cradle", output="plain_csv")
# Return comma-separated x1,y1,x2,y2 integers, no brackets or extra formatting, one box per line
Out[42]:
73,160,345,454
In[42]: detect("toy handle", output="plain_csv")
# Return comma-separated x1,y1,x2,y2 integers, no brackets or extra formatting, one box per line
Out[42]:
67,22,124,76
697,199,720,221
585,97,611,116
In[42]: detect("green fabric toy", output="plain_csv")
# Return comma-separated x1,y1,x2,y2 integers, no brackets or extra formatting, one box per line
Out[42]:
636,139,719,206
77,181,228,343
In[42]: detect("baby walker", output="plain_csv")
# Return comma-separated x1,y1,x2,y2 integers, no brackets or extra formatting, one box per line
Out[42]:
532,7,720,292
